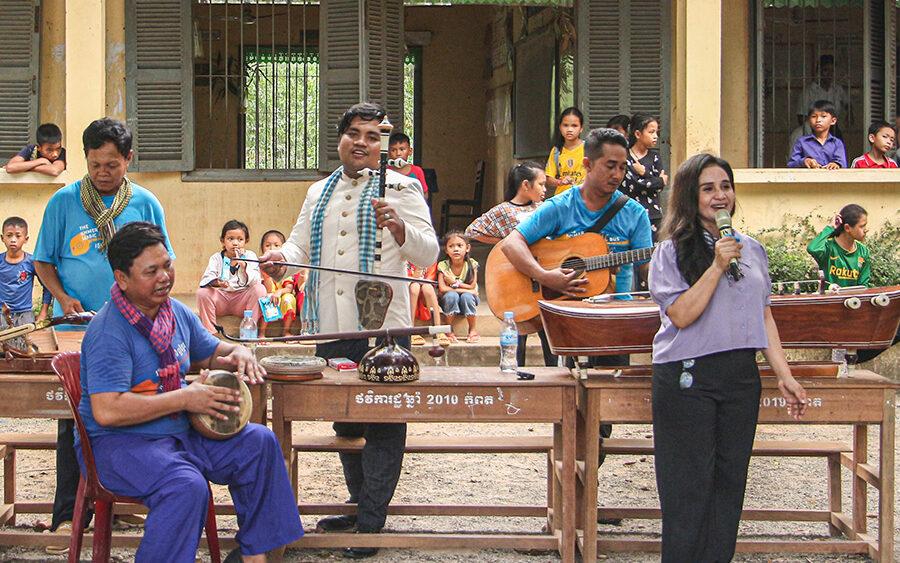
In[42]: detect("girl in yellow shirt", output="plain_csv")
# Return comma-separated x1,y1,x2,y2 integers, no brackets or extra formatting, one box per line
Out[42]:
546,107,586,195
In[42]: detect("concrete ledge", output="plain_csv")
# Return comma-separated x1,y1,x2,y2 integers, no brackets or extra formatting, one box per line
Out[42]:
734,168,900,185
0,169,69,187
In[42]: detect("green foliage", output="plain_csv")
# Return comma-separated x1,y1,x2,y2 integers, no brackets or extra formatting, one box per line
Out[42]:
747,213,900,287
865,221,900,287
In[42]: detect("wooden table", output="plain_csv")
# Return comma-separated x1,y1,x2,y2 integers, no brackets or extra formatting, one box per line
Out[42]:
270,366,577,562
576,369,898,562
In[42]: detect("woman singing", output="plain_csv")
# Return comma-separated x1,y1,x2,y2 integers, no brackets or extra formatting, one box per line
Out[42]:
648,153,807,562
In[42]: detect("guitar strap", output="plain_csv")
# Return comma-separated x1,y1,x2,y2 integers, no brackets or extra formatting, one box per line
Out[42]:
586,193,630,235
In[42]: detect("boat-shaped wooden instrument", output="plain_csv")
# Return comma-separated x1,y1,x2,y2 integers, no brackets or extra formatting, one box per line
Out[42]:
539,285,900,356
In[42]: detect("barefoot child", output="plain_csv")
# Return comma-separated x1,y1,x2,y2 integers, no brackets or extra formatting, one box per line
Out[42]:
408,262,446,345
545,107,585,195
437,231,479,343
0,217,52,351
259,230,300,335
197,220,266,334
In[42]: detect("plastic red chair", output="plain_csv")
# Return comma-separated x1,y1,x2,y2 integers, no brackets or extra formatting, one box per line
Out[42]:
51,351,221,563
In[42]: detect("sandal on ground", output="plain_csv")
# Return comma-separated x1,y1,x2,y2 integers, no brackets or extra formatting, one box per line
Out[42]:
466,332,480,343
447,333,459,344
436,332,451,346
44,521,71,555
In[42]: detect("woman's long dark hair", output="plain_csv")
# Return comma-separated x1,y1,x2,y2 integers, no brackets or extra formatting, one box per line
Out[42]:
659,153,736,286
551,107,584,152
504,161,544,201
831,203,867,237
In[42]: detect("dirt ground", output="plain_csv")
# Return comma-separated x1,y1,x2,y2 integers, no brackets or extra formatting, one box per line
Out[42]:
0,407,897,563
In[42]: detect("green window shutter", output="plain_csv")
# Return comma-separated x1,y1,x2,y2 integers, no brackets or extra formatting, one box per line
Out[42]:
864,0,888,126
575,0,620,130
364,0,405,133
0,0,38,165
125,0,193,171
886,0,897,122
319,0,365,171
575,0,669,157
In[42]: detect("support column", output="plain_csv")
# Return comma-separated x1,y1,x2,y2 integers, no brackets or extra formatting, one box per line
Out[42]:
671,0,722,169
65,0,106,178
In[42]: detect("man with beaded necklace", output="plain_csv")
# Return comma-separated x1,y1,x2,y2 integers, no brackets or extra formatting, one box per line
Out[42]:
33,117,173,550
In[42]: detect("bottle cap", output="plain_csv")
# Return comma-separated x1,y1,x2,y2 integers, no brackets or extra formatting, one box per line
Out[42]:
244,310,253,317
503,311,514,320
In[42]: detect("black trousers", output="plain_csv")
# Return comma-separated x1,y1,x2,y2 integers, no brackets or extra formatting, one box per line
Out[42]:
652,349,761,563
315,336,410,532
516,329,557,367
51,419,84,529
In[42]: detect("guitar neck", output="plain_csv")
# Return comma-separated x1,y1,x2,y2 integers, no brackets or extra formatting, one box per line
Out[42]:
584,246,655,271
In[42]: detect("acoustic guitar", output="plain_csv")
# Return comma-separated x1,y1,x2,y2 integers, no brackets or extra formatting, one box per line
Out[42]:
485,232,655,323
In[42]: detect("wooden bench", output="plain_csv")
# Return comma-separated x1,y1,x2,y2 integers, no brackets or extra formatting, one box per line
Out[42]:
590,437,853,539
291,434,555,518
0,432,57,526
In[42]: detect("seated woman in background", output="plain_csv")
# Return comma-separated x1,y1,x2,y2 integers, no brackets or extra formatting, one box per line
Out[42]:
466,161,554,366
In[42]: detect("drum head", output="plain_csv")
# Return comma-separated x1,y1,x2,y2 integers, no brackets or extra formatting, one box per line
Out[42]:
260,355,326,382
189,370,252,440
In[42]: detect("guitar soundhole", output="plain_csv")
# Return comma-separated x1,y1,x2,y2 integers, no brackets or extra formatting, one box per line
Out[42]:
542,257,587,301
560,257,586,274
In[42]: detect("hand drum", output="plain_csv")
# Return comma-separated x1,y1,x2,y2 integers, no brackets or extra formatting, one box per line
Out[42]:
189,370,253,440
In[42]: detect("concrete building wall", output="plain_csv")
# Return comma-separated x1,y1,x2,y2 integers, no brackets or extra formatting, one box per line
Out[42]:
406,5,492,227
6,1,899,304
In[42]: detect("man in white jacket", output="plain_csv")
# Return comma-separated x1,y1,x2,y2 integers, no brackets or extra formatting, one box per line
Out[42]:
260,102,439,559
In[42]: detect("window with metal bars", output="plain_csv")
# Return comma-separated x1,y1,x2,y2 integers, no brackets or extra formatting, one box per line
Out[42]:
244,49,319,169
193,0,320,171
756,0,892,168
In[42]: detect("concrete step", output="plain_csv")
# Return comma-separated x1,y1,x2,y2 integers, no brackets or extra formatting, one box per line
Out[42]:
175,292,506,337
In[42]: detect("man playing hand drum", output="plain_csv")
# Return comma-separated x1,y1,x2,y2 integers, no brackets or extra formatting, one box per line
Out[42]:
78,222,301,563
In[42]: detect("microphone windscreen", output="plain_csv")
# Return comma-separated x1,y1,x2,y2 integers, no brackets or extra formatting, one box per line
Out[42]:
715,209,732,230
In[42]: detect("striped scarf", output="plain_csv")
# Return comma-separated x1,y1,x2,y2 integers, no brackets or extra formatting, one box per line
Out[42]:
110,284,182,394
80,174,133,252
301,167,378,333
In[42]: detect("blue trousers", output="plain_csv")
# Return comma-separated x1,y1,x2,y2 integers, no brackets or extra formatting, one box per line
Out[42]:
440,290,478,316
78,423,302,563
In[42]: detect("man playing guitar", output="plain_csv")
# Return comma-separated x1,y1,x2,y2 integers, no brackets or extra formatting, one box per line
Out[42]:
501,127,653,309
500,128,653,511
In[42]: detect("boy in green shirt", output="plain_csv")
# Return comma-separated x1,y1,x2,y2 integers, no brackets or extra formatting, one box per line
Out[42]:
806,204,870,287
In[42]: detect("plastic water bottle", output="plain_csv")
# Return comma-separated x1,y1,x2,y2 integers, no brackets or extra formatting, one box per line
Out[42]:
239,310,257,341
499,311,518,374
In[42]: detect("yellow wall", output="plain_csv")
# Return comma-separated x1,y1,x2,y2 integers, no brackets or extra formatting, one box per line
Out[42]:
720,0,751,167
732,169,900,233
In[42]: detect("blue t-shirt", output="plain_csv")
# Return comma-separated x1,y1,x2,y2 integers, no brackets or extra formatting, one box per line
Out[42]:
515,187,652,293
79,298,220,438
33,180,174,322
0,252,52,313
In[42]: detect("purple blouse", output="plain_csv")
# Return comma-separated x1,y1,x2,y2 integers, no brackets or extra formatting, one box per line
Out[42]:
648,233,772,364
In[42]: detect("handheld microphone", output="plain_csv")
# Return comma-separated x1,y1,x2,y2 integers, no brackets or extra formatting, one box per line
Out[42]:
714,209,743,281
